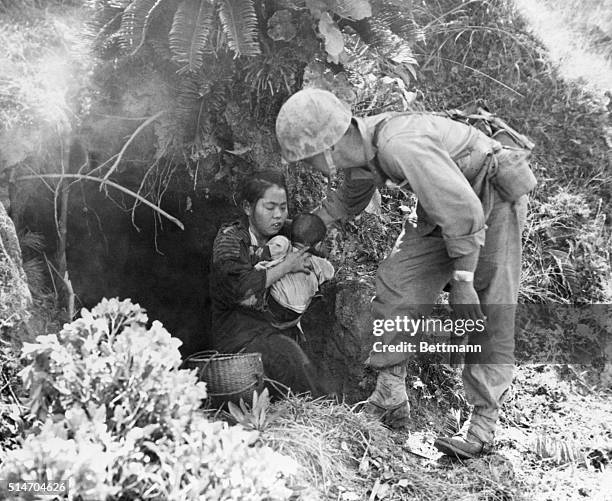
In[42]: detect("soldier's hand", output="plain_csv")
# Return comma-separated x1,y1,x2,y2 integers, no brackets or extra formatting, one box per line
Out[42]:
449,281,485,322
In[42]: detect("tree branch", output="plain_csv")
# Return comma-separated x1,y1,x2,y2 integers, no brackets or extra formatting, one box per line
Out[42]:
16,173,185,231
101,111,166,185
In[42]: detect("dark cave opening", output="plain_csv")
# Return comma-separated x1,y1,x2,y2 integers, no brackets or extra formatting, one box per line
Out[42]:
16,178,241,357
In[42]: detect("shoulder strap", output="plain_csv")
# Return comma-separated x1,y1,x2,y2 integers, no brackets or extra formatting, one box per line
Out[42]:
366,114,401,186
368,112,426,190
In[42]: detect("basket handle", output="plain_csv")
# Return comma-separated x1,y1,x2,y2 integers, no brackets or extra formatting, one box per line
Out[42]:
180,349,220,374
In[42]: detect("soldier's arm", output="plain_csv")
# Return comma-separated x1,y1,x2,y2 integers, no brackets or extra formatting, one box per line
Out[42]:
314,169,376,227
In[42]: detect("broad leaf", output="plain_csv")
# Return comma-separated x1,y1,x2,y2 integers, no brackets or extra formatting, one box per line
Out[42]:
305,0,327,20
267,9,297,41
228,401,246,422
319,12,344,63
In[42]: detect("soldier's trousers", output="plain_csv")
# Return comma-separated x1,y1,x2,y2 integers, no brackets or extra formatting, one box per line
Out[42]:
367,190,527,442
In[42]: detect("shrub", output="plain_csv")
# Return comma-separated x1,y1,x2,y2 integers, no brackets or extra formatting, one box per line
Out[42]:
521,190,611,303
1,298,297,500
19,297,206,432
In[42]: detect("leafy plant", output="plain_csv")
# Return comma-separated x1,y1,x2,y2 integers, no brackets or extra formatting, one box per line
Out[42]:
521,190,611,303
168,0,216,73
19,298,207,431
1,298,298,500
534,433,583,465
0,337,27,453
84,0,419,183
228,387,273,431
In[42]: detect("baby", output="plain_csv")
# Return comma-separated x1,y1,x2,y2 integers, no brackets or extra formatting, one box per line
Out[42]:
256,214,334,325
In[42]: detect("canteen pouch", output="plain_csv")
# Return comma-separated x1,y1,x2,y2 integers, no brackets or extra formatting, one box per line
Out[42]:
490,147,537,202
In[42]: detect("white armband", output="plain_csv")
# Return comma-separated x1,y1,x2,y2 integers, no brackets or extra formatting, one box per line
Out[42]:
452,270,474,282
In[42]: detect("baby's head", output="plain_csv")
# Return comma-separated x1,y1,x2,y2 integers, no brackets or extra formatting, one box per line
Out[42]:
266,235,291,260
291,214,327,252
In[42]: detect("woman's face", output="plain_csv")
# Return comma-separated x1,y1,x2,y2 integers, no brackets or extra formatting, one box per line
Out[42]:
244,185,288,242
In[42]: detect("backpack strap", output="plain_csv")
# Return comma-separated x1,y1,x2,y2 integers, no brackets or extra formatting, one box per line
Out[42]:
367,113,419,190
365,114,408,188
363,116,393,188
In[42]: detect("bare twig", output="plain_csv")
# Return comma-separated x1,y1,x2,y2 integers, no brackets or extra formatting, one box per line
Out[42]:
16,173,184,230
24,164,54,193
130,157,161,232
92,114,160,121
63,272,75,321
56,128,70,283
76,152,118,180
43,253,59,300
1,369,22,406
101,111,166,184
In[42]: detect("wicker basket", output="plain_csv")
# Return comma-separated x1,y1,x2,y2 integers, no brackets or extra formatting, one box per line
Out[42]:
183,351,264,406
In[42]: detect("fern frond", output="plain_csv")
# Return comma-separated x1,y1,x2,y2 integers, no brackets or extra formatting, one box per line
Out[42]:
23,258,47,297
169,0,215,73
88,3,122,34
535,434,582,465
218,0,261,57
119,0,165,53
18,230,45,253
174,75,204,140
373,4,419,41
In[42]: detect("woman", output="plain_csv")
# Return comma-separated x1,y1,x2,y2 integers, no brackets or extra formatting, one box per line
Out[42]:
209,170,326,396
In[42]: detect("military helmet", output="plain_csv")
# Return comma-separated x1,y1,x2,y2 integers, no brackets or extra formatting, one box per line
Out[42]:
276,88,352,162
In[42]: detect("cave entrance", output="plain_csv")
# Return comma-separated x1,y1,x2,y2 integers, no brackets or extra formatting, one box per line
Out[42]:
14,176,240,357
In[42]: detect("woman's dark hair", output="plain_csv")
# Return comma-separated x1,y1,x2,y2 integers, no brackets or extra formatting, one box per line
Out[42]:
291,213,327,247
239,170,287,206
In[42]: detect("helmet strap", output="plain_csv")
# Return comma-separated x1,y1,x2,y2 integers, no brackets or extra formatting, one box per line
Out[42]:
323,148,337,182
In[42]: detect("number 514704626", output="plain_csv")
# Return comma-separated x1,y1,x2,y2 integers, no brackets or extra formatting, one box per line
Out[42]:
4,479,69,497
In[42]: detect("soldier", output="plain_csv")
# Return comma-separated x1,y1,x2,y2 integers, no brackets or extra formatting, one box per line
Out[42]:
275,88,535,459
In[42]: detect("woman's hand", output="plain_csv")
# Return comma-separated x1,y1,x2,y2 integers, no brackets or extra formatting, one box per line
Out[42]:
264,248,311,287
283,247,313,274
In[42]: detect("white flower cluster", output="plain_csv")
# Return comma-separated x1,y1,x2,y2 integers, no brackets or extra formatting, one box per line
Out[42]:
1,298,297,500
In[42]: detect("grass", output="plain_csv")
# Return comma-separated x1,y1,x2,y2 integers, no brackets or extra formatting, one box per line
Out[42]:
258,365,611,500
263,397,381,498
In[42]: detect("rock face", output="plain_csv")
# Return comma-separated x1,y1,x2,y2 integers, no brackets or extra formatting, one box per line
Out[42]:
303,278,377,402
0,201,31,328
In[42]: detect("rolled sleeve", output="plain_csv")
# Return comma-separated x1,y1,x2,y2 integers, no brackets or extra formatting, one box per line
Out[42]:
443,229,486,258
379,132,486,258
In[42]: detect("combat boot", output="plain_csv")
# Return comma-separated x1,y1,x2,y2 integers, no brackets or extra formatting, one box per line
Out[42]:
434,412,494,459
433,434,492,460
363,364,410,429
